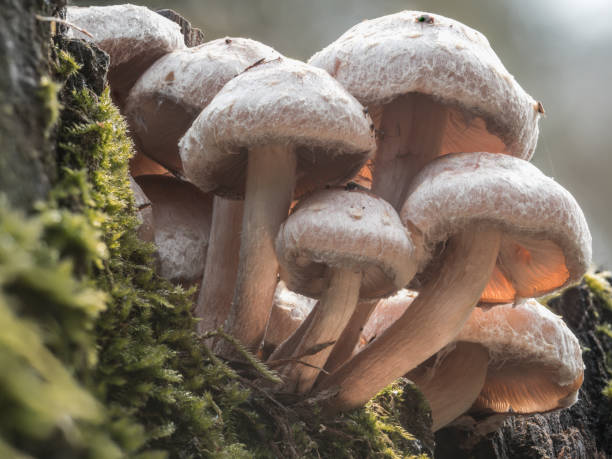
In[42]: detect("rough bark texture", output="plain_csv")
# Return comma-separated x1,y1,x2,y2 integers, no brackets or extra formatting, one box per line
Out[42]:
0,0,62,208
435,279,612,458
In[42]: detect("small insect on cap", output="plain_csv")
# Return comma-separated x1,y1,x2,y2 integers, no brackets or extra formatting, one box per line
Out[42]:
179,57,375,199
66,4,186,106
276,188,418,299
309,10,541,160
135,175,213,288
402,152,592,302
125,38,281,174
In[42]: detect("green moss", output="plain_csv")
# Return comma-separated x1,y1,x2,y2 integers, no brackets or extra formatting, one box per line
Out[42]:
54,49,82,78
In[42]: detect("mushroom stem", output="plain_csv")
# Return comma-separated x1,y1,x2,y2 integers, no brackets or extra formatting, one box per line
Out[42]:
371,93,448,210
407,342,489,431
283,267,363,393
216,145,296,354
315,228,501,413
322,299,379,374
195,197,243,341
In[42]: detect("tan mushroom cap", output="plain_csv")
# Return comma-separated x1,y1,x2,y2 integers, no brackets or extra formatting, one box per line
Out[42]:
309,10,540,160
460,299,584,414
179,57,375,199
135,175,213,287
66,5,185,106
402,152,591,302
126,38,280,173
276,188,417,299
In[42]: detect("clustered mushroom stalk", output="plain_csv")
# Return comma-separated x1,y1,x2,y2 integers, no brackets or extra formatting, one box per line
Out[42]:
317,227,500,409
220,143,297,353
195,197,244,339
124,37,281,336
81,5,592,422
316,152,591,413
179,58,375,354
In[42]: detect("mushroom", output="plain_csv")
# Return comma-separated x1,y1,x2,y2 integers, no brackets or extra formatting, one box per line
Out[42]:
66,4,185,107
179,58,375,353
316,152,591,412
273,187,417,392
125,37,281,337
408,299,584,431
261,281,317,359
135,175,213,289
309,11,541,210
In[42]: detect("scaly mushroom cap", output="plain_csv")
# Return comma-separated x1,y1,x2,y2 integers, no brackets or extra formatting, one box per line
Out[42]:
309,10,540,160
179,57,375,199
460,299,584,414
276,188,417,299
264,282,317,351
66,5,185,106
126,37,280,173
135,175,213,287
402,152,591,301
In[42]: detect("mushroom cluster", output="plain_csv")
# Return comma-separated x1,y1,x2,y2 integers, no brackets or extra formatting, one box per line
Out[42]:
68,5,591,425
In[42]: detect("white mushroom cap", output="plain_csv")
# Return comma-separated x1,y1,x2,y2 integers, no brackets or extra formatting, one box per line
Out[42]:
402,152,591,301
126,38,280,173
135,175,213,287
460,299,584,413
309,10,540,160
66,5,186,106
179,57,375,199
276,188,417,299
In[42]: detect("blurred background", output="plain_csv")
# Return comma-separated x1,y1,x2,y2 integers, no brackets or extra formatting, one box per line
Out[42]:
72,0,612,267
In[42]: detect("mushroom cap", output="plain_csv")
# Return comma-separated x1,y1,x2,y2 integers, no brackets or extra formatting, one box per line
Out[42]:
309,10,540,160
264,281,317,349
276,188,417,299
66,5,185,106
179,57,375,199
401,152,591,301
459,299,584,414
135,175,213,286
126,37,280,173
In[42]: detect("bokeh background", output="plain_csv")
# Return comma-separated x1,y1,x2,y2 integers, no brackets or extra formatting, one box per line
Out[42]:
72,0,612,267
